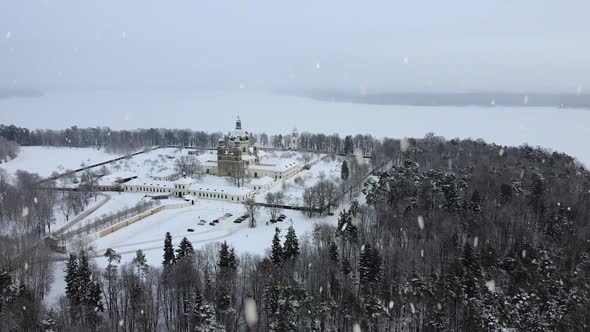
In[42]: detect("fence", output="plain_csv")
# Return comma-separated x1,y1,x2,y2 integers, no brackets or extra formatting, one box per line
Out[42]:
59,200,159,243
57,200,191,253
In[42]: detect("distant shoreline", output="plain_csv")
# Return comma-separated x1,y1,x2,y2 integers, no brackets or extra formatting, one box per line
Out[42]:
275,89,590,110
0,88,44,99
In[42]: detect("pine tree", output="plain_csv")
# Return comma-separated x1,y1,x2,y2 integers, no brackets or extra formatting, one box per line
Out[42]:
228,248,237,270
329,242,339,265
41,308,57,332
343,135,354,154
271,228,284,266
216,241,236,315
359,244,384,320
65,253,80,306
341,160,350,180
163,232,176,267
132,249,149,279
276,298,298,332
283,226,300,262
177,237,195,261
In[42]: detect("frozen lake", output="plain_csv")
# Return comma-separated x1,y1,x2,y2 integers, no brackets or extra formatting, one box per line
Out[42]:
1,90,589,166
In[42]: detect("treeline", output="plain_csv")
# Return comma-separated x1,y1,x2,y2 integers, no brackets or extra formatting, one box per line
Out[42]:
3,133,590,331
0,136,19,163
0,124,378,156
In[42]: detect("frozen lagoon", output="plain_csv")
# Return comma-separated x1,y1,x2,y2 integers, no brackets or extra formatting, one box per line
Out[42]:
1,89,588,166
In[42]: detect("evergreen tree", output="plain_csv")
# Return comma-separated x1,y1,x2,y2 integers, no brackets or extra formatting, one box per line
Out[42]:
359,244,384,321
283,226,300,262
329,242,339,265
64,253,80,306
271,228,284,266
177,237,195,261
343,135,354,154
163,232,176,267
341,160,350,180
41,308,57,332
132,249,149,279
216,241,236,315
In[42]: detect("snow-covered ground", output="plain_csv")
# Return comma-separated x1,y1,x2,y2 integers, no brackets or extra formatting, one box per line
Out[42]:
90,198,338,269
1,90,589,166
255,156,343,205
0,146,117,177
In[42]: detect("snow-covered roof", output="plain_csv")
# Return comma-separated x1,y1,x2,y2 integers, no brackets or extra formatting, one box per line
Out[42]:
249,159,300,172
126,178,175,189
152,169,177,177
174,177,195,185
250,176,274,186
187,182,253,196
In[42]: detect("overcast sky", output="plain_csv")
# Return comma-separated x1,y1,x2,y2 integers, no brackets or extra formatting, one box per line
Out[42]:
1,0,589,93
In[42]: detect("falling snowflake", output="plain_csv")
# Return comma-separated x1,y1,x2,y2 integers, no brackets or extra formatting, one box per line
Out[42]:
485,280,496,292
388,301,394,309
22,306,26,311
341,223,348,232
308,263,312,268
437,303,442,310
420,249,424,258
361,244,365,251
319,287,323,293
473,236,479,248
24,263,28,271
245,298,258,327
498,148,505,156
22,207,29,217
410,303,416,314
447,159,452,170
521,250,526,258
121,31,127,39
520,169,525,179
315,62,321,69
417,215,424,230
353,323,361,332
403,57,409,64
118,320,124,327
34,197,38,204
5,32,11,40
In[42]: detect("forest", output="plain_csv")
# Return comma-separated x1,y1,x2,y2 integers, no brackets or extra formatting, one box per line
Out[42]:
1,127,590,331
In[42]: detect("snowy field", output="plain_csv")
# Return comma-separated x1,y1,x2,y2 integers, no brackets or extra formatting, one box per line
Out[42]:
90,198,337,268
0,146,116,177
255,156,342,205
1,90,589,166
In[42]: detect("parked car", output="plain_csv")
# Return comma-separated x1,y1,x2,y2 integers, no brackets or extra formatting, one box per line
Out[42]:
209,222,216,226
187,228,194,232
225,213,233,217
213,219,219,223
270,219,277,223
242,214,249,219
327,212,334,216
198,220,206,225
234,219,243,223
279,214,287,219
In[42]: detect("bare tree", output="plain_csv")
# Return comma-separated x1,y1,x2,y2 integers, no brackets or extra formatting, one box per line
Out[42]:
174,155,202,178
243,198,260,228
265,192,285,220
